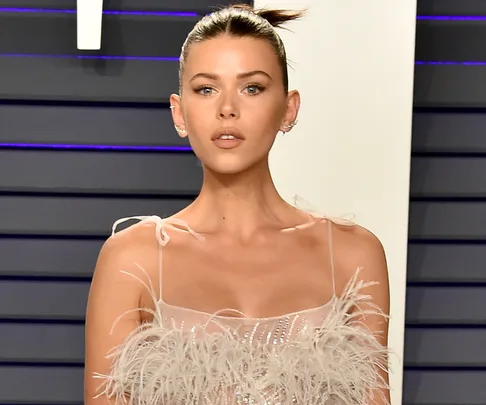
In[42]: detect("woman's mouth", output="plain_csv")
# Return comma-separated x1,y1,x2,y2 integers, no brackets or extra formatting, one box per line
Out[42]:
212,129,244,149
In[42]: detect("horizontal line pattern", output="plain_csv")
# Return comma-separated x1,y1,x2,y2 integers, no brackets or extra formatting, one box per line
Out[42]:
0,0,230,13
0,362,84,367
0,6,481,19
0,8,196,102
411,152,486,157
0,54,180,61
409,238,486,243
0,103,188,145
416,61,486,65
414,13,486,107
417,0,486,15
417,15,486,20
0,7,199,16
0,9,483,108
404,3,486,402
406,323,486,329
4,145,486,155
0,143,192,151
2,55,486,64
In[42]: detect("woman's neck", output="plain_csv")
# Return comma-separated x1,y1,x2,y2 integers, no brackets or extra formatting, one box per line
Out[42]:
179,160,306,238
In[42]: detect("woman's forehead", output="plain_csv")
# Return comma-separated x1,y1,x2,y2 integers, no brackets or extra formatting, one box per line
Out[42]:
183,36,281,79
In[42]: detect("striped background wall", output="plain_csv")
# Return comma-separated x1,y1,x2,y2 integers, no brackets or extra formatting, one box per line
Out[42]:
405,1,486,404
0,0,485,404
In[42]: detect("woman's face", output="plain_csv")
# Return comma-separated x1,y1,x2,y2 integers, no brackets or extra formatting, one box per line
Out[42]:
170,35,300,175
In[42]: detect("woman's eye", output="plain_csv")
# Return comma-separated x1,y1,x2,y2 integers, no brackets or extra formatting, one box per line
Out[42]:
196,87,214,96
246,85,263,95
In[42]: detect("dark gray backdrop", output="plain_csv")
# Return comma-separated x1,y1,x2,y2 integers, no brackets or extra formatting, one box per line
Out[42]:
407,1,486,404
0,0,484,404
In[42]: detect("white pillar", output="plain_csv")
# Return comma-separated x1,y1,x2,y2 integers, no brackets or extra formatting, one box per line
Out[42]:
256,1,417,404
77,0,104,50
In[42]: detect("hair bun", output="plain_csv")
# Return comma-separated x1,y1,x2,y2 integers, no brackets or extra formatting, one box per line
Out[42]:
230,3,305,28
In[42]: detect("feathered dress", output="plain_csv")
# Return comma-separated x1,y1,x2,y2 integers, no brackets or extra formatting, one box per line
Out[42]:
93,215,390,405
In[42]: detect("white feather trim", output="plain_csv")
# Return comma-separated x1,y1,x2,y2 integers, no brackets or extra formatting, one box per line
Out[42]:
93,268,390,405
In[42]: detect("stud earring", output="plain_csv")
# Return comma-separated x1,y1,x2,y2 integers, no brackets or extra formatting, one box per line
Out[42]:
174,126,187,136
281,119,298,133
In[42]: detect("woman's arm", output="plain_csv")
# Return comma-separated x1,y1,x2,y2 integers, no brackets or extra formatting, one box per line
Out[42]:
338,224,391,405
356,231,390,405
84,232,148,405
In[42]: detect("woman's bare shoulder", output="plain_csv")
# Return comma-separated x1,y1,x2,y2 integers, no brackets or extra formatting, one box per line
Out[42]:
93,219,160,283
332,220,384,255
316,218,388,284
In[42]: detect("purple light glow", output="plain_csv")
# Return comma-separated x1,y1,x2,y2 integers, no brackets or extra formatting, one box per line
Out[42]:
0,143,192,152
0,7,199,17
416,16,486,21
0,53,179,61
3,10,484,20
3,55,482,65
416,61,486,66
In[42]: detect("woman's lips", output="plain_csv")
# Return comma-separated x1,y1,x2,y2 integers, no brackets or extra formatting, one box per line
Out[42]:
211,128,244,149
212,135,243,149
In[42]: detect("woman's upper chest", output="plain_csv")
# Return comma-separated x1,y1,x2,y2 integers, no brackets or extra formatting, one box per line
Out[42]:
156,224,335,319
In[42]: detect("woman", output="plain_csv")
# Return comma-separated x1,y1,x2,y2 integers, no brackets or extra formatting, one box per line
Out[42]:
84,4,391,405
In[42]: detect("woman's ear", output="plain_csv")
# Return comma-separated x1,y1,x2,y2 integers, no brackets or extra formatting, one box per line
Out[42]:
169,93,188,138
279,90,301,133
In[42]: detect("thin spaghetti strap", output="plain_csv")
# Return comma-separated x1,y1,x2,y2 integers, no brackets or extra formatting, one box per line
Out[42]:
328,219,336,295
158,242,163,301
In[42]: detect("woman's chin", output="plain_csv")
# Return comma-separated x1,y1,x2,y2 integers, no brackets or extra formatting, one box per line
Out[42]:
202,157,256,176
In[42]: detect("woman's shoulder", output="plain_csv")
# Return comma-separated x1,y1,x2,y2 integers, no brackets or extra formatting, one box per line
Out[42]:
328,217,384,254
94,216,163,277
103,216,159,252
312,215,388,285
293,196,384,257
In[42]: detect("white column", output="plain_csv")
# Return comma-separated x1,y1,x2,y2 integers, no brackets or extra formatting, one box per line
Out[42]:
256,1,417,404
